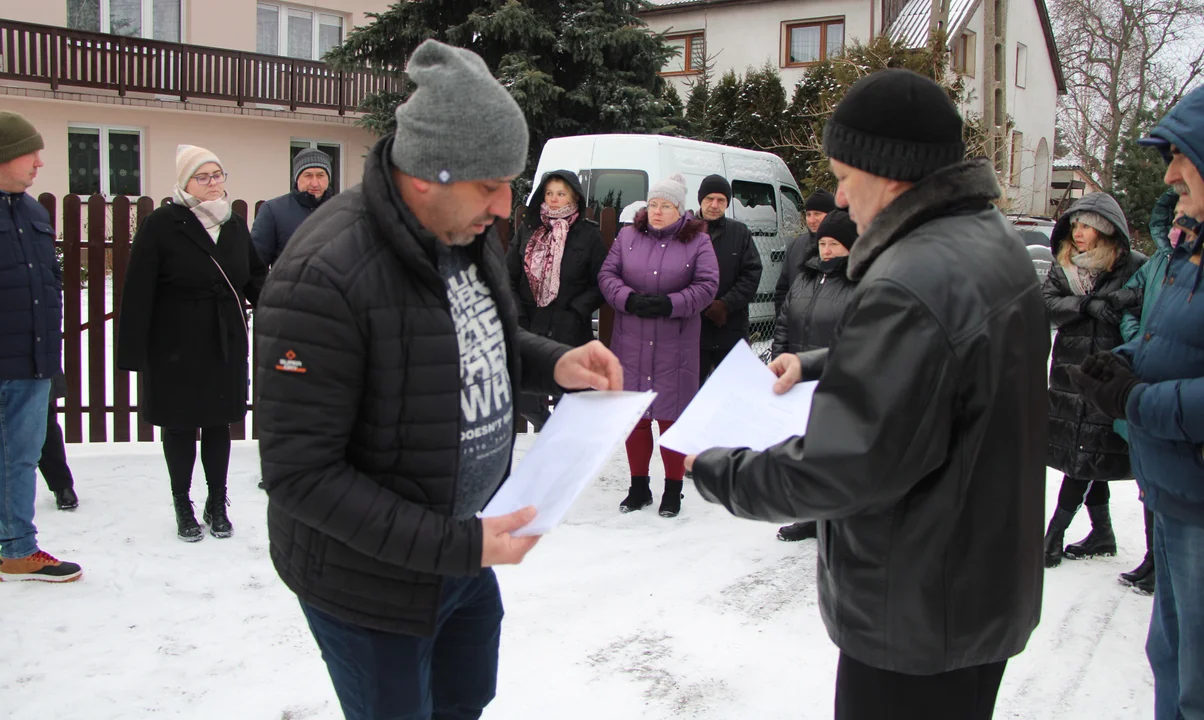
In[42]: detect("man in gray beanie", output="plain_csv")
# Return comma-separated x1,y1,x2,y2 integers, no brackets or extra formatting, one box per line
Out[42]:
251,148,336,267
686,69,1049,718
254,39,621,719
0,111,82,582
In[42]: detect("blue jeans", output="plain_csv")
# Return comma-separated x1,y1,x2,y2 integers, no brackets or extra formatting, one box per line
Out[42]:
1147,512,1204,720
301,569,504,720
0,379,51,560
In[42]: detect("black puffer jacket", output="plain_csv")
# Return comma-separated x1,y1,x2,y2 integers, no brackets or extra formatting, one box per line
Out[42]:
693,160,1049,675
773,229,814,318
771,252,856,358
507,171,606,347
700,216,762,351
255,136,568,635
1044,193,1146,481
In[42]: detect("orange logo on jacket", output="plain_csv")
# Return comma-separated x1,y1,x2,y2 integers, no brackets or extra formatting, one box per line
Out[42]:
275,349,306,374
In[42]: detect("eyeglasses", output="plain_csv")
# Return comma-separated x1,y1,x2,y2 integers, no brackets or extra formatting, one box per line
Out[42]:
192,171,227,186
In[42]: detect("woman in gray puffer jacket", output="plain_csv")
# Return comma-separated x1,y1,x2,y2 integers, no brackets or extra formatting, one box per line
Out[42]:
771,209,859,542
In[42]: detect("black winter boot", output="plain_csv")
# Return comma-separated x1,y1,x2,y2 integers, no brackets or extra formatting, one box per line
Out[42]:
620,476,653,513
1121,508,1155,586
1064,503,1117,559
1133,567,1156,595
1044,506,1076,568
659,480,684,518
173,494,203,543
778,521,818,541
203,492,233,539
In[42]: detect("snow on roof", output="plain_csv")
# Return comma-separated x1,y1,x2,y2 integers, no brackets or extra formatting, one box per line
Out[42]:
887,0,981,49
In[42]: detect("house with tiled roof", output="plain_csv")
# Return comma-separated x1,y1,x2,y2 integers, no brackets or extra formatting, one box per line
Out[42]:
641,0,1065,216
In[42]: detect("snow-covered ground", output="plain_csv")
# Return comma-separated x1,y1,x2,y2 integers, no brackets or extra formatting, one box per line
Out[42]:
5,437,1155,719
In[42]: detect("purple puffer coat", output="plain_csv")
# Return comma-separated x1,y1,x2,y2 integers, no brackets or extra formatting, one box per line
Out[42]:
599,210,720,420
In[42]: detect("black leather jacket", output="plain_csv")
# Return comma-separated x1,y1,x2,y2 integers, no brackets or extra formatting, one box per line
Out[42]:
693,160,1049,674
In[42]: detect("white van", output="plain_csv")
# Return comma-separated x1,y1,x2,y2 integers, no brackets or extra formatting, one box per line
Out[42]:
529,134,805,335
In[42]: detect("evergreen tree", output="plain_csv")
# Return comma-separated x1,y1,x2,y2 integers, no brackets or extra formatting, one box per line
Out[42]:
325,0,679,192
1114,109,1172,257
730,62,788,152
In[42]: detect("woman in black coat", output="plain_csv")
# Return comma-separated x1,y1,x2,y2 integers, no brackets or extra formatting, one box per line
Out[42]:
117,145,266,542
771,209,859,542
506,170,607,429
1042,192,1145,568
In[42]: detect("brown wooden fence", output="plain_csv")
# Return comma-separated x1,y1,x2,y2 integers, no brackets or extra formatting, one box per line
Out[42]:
0,19,402,115
37,193,619,443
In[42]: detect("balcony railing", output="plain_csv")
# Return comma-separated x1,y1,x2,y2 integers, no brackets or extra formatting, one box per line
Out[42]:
0,19,401,115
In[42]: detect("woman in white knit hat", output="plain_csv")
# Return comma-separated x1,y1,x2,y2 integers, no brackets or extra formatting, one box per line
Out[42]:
1042,192,1146,569
117,145,267,542
598,173,720,518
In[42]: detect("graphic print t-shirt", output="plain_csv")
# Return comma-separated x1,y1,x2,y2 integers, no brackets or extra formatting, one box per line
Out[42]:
436,244,514,519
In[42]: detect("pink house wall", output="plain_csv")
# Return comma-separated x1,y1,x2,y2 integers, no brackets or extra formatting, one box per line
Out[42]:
7,97,378,204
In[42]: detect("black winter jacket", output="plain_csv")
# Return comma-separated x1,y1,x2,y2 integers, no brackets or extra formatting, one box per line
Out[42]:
251,188,334,267
507,171,606,347
693,160,1049,675
1044,193,1145,481
0,192,61,380
773,229,814,318
770,253,856,358
700,216,763,351
116,203,266,428
255,136,569,635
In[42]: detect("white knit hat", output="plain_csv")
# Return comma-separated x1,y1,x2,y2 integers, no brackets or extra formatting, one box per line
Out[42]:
176,144,222,190
1071,210,1116,238
648,172,688,214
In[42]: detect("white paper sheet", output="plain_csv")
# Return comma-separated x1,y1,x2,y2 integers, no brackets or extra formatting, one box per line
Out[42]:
659,340,817,455
482,390,655,536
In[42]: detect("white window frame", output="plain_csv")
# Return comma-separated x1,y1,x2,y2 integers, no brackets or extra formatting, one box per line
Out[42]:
257,2,346,61
68,124,145,199
1015,42,1028,88
68,0,184,42
290,138,343,191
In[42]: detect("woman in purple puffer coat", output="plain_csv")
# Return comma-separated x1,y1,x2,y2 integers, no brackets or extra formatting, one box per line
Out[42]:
599,173,720,518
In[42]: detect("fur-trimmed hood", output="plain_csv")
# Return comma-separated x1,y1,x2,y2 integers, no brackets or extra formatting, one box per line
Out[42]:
632,208,707,242
848,159,1001,280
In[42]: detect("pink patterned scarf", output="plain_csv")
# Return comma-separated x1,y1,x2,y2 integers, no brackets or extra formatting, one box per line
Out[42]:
524,202,578,307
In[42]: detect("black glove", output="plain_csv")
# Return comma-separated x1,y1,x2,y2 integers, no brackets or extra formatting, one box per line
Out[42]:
1084,297,1122,326
1107,288,1143,311
1068,351,1140,420
625,293,673,318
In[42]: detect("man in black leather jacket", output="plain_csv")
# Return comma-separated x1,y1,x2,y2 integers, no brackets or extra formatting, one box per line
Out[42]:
685,70,1049,719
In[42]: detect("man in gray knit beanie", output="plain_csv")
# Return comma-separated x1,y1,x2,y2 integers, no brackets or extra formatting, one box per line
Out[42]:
255,38,623,720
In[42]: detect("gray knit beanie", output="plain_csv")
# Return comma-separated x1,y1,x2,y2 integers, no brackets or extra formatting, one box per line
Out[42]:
390,40,529,183
1071,211,1116,238
293,148,332,186
648,173,688,214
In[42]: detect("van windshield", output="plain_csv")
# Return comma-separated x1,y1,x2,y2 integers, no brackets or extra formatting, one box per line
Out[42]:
581,169,649,216
732,180,779,236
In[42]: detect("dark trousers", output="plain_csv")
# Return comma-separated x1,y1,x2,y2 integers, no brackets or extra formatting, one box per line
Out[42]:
835,652,1007,720
1057,476,1110,511
700,334,743,384
161,425,231,496
301,569,503,720
38,404,74,493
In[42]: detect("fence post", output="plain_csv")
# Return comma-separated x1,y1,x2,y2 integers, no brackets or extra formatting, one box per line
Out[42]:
112,196,133,441
86,195,107,442
61,195,83,443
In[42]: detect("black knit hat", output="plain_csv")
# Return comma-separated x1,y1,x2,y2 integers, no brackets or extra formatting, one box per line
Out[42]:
822,69,965,182
697,174,732,204
815,209,858,250
804,189,836,213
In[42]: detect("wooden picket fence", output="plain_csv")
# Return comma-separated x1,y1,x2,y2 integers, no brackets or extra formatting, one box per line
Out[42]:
36,193,618,443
